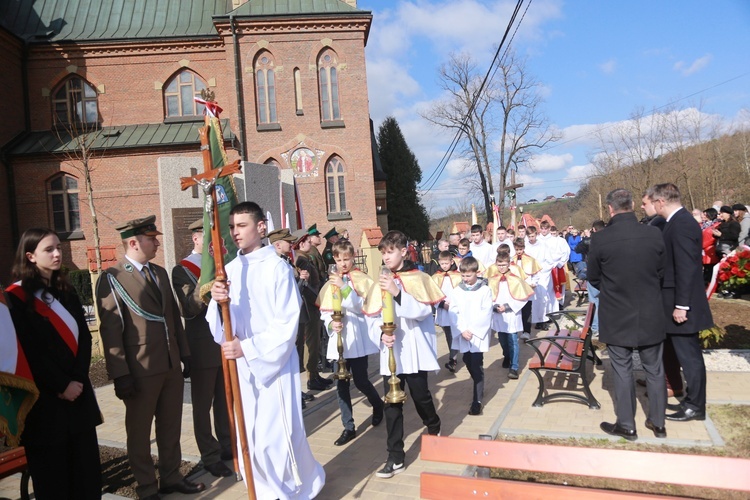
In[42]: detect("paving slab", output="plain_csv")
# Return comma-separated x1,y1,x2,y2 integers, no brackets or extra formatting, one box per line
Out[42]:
3,312,749,499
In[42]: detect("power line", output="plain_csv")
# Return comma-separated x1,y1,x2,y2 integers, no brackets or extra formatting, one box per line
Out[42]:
419,0,530,193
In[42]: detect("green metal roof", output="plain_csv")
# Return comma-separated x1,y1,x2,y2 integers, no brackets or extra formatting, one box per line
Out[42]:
9,119,234,156
0,0,232,42
226,0,366,17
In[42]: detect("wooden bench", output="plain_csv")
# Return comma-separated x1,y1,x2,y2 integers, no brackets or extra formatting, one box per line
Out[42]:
573,278,588,307
525,303,601,409
420,435,750,499
0,447,31,500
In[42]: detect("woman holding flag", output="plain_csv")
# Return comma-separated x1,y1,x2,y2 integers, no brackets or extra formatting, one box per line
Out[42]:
7,228,102,499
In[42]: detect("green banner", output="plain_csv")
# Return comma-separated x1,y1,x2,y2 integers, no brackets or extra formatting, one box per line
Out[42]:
198,116,239,299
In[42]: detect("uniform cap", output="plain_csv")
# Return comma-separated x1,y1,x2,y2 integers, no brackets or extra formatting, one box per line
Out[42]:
307,224,320,236
115,215,162,239
323,227,339,240
188,219,203,232
268,228,296,244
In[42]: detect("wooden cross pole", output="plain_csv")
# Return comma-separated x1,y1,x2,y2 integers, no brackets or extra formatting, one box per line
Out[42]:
179,126,256,500
506,170,524,231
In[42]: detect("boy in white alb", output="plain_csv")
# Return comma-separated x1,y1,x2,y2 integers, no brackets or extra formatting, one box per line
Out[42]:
469,224,496,268
488,252,534,379
208,202,325,499
432,251,461,372
524,226,557,330
376,231,444,479
318,240,384,447
450,257,494,415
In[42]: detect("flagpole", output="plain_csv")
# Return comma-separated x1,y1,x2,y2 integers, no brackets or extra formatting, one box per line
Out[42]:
197,123,257,500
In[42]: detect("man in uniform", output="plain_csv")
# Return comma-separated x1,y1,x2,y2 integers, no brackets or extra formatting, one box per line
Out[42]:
171,219,232,477
322,227,340,268
307,224,328,280
96,216,205,499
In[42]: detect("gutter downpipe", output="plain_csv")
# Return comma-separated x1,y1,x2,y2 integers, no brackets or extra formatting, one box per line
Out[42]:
230,15,247,162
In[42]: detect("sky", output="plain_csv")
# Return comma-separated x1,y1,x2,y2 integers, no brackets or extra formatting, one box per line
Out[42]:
358,0,750,212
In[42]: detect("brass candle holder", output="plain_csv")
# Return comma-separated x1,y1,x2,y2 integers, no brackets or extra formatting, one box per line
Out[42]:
381,322,407,404
332,310,351,381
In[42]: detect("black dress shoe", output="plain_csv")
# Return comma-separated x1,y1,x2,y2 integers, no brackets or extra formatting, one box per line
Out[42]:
372,405,384,427
302,391,316,402
600,422,637,441
645,419,667,438
334,429,356,446
307,377,332,391
141,495,160,500
666,402,683,412
205,460,233,477
468,402,483,415
301,397,307,409
159,478,206,494
666,407,705,422
220,450,233,461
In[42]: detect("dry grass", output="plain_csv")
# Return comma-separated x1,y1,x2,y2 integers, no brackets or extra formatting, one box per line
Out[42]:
490,405,750,499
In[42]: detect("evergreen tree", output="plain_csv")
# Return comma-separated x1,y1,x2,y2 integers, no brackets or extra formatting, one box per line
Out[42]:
377,116,430,241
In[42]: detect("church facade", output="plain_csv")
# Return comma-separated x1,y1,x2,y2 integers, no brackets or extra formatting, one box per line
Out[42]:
0,0,384,282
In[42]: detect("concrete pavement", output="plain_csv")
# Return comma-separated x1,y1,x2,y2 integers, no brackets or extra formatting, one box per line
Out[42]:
3,310,749,499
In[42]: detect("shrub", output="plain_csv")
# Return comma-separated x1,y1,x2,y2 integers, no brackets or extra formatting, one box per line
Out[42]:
68,269,93,306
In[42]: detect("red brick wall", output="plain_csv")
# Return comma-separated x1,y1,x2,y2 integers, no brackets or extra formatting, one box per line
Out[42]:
9,13,378,273
0,30,25,284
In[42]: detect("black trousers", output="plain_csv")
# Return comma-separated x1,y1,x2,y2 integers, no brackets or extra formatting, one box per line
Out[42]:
383,371,441,463
462,352,484,404
521,301,532,333
608,343,666,430
669,333,707,412
25,426,101,500
336,356,384,431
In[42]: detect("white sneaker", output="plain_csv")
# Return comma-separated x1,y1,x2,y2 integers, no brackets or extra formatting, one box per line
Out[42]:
521,332,531,340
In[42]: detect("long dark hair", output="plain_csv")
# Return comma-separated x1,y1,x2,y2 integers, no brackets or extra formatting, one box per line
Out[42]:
11,227,70,313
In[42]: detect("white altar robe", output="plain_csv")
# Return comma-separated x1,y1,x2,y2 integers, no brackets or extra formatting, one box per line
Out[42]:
451,285,493,353
378,278,440,375
321,277,380,360
491,281,528,333
470,240,496,268
207,245,325,500
524,240,558,323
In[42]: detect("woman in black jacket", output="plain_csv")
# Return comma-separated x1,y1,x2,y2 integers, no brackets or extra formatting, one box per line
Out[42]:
712,206,741,258
7,228,102,499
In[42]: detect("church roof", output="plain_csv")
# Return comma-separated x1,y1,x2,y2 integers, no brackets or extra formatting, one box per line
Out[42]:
9,119,235,156
0,0,232,42
226,0,366,17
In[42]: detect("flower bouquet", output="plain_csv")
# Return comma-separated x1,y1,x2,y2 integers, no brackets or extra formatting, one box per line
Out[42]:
717,247,750,297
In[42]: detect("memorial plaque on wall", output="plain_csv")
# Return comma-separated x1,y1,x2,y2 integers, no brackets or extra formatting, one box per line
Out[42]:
172,207,204,262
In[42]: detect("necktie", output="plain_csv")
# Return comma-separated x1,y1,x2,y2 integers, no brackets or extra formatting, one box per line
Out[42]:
143,265,162,301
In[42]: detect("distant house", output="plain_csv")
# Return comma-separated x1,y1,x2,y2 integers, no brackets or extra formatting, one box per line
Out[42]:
544,195,557,201
561,192,576,199
527,198,539,204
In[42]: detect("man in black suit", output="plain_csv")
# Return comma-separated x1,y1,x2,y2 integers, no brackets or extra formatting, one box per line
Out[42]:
588,189,667,441
647,183,713,422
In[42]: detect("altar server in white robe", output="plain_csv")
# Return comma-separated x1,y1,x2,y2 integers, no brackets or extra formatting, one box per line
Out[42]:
524,226,557,329
207,202,325,500
450,257,494,415
374,230,445,479
545,226,571,305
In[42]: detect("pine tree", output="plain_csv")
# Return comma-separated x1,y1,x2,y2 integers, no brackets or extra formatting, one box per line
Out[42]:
377,116,430,241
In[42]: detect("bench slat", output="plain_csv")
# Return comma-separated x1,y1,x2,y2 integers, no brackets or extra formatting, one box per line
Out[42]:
0,447,27,477
421,436,750,492
421,473,684,500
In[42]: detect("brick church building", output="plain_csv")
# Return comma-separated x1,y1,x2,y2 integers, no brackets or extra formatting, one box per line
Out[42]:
0,0,387,282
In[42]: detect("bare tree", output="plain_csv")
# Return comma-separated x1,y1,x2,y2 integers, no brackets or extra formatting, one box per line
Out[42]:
422,51,558,224
51,111,109,274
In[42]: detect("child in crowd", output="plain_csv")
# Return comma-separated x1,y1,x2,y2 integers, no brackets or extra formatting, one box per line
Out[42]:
512,238,540,339
318,240,385,447
455,238,486,274
432,251,461,373
376,231,444,479
449,257,494,415
489,252,534,379
485,244,526,280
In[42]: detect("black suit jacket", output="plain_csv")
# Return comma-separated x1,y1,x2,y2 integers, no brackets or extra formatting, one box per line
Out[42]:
588,212,666,347
661,207,713,334
9,288,102,446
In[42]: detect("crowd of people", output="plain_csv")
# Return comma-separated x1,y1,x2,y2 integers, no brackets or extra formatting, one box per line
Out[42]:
2,185,747,499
